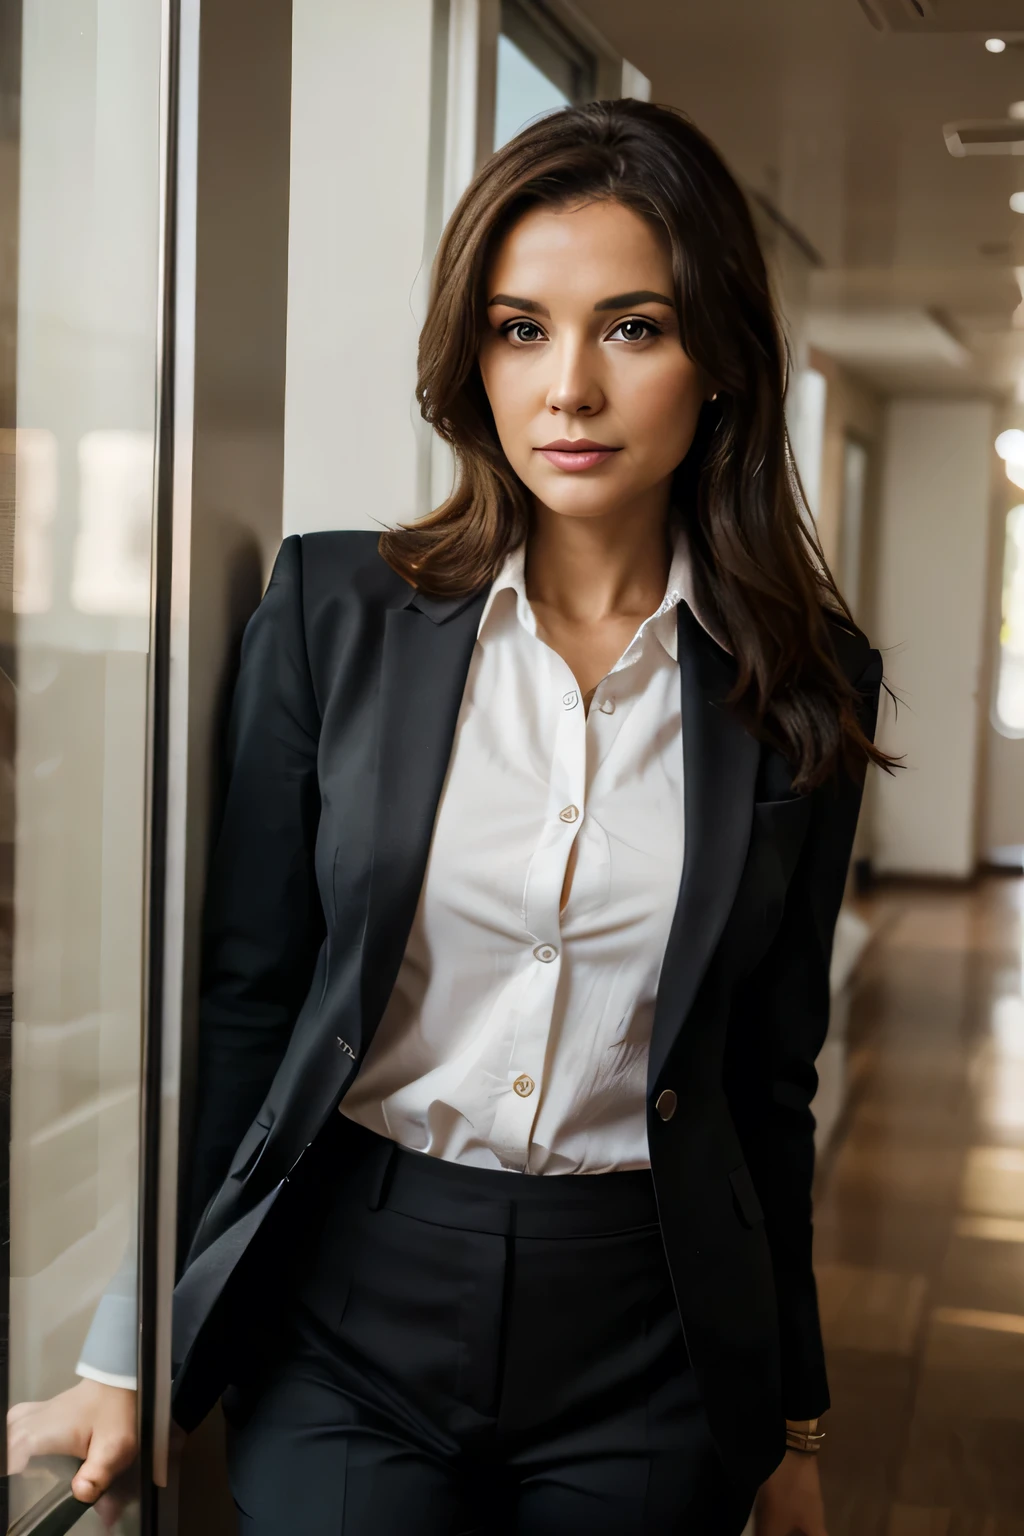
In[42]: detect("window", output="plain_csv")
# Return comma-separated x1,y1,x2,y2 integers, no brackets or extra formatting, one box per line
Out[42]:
494,0,597,150
994,504,1024,737
839,436,869,619
787,367,828,526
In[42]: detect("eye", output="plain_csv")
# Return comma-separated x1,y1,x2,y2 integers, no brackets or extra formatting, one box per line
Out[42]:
502,319,546,344
607,317,661,343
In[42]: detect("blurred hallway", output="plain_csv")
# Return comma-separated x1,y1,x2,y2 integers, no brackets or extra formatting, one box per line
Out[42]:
814,876,1024,1534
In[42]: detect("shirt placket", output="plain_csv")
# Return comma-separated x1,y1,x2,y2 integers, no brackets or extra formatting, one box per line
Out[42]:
584,639,661,798
487,651,587,1172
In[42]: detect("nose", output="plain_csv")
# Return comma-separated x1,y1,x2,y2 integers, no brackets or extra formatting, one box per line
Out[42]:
544,334,604,418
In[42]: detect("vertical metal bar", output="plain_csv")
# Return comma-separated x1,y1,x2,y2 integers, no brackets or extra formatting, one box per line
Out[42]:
138,0,200,1522
414,0,451,519
136,0,176,1512
0,0,22,1522
154,0,200,1495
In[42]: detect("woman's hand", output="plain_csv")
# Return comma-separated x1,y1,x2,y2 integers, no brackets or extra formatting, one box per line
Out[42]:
7,1379,138,1508
754,1450,828,1536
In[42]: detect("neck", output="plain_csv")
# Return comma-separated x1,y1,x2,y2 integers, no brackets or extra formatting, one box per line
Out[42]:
524,486,673,624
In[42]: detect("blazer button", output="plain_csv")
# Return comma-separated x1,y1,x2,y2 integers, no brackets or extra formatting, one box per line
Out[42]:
656,1089,678,1122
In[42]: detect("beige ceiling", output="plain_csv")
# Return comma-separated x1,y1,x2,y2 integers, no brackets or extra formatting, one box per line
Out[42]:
576,0,1024,396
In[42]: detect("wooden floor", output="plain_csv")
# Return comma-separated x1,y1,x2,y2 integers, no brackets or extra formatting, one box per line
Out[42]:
815,875,1024,1535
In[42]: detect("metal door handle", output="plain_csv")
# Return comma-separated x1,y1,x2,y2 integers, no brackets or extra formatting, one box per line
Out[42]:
8,1459,89,1536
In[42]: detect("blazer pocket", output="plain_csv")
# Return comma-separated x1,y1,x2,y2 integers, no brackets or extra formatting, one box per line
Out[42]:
728,1162,765,1229
230,1114,274,1182
753,793,812,824
753,794,812,884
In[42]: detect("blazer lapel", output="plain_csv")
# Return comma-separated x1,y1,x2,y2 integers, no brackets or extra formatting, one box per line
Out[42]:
359,585,488,1040
648,603,760,1089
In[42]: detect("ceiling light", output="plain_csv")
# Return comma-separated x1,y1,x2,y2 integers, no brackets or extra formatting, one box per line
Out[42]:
987,38,1008,53
1011,102,1024,120
1011,193,1024,213
1007,461,1024,490
996,428,1024,462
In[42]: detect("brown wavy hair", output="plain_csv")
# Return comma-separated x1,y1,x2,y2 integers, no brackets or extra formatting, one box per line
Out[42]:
380,99,890,790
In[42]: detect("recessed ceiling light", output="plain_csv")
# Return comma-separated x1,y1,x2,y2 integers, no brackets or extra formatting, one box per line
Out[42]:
987,38,1008,53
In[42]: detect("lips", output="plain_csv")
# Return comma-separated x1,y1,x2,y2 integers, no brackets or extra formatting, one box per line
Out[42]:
535,438,622,472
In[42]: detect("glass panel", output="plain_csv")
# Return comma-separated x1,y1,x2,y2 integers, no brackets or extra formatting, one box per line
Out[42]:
3,0,163,1527
498,0,595,104
995,505,1024,738
494,31,571,151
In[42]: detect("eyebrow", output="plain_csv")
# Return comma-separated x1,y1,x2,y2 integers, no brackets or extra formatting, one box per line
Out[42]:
488,294,550,316
593,290,675,311
487,289,676,315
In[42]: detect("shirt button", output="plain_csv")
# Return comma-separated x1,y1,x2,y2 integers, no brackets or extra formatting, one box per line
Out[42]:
559,805,580,823
513,1074,535,1097
562,689,579,710
599,697,616,715
533,943,558,963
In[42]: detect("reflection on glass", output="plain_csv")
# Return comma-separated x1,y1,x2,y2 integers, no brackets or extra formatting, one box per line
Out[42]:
72,431,155,618
494,32,571,151
995,505,1024,737
11,428,57,615
7,0,163,1527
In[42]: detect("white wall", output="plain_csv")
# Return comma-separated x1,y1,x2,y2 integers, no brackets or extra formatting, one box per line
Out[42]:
284,0,441,535
873,400,994,878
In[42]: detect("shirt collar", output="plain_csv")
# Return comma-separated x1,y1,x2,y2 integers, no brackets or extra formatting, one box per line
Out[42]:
477,526,710,665
477,538,534,639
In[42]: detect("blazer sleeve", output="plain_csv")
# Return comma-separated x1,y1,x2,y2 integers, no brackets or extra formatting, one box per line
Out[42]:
726,646,883,1420
187,534,324,1238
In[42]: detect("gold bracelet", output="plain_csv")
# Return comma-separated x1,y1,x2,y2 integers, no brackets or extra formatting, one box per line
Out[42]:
785,1419,826,1456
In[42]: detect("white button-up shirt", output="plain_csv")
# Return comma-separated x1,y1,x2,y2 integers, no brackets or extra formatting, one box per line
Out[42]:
342,538,692,1174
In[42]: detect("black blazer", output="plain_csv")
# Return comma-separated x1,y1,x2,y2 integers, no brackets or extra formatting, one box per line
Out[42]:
171,531,882,1490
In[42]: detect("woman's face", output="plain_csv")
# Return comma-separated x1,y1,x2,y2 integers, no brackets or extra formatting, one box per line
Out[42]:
478,198,710,526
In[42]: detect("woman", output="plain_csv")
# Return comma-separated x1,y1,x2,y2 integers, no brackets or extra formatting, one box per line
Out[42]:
16,100,886,1533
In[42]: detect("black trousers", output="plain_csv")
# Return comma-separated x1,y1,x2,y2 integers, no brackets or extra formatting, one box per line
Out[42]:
224,1120,754,1534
